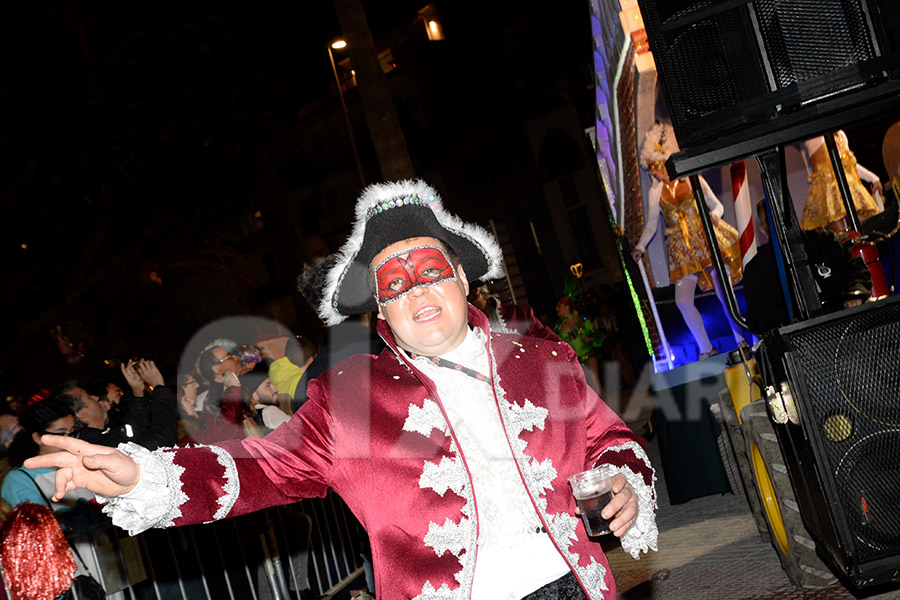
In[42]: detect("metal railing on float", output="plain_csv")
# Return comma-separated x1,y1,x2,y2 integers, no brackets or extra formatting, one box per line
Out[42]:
0,491,367,600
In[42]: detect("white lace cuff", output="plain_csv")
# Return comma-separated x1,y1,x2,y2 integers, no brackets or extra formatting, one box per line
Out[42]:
612,465,659,559
96,442,178,536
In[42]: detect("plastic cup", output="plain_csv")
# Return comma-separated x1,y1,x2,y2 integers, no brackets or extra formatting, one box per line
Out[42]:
568,465,616,536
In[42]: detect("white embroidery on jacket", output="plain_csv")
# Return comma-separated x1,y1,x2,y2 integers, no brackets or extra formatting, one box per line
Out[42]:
158,449,189,528
415,582,456,600
405,398,476,600
597,442,659,559
404,399,448,437
491,342,611,597
424,517,468,557
208,445,240,521
420,456,467,497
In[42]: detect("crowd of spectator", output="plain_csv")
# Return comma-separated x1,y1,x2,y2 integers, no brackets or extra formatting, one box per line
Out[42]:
0,325,335,599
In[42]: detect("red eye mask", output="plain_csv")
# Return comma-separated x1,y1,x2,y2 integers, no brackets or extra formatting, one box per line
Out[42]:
375,246,456,305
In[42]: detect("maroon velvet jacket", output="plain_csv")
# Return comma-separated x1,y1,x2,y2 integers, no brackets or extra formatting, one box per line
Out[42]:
144,306,656,599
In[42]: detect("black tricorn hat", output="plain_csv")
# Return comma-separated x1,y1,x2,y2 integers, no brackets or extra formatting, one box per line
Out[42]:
306,180,505,325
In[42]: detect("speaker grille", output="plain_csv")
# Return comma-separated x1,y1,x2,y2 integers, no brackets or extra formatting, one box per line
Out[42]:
784,302,900,563
640,0,899,148
667,20,740,118
755,0,875,88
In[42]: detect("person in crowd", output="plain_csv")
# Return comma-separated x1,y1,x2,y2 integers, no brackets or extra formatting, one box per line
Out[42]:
238,343,264,373
743,199,872,336
632,120,746,360
176,370,205,440
182,351,263,444
239,364,292,431
195,342,248,415
1,412,21,455
86,377,126,428
197,338,257,376
30,179,657,600
554,289,605,395
55,359,178,450
0,411,17,486
800,130,884,232
1,399,97,533
256,333,317,399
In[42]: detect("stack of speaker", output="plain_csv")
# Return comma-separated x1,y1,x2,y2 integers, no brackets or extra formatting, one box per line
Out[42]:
640,0,900,148
755,296,900,588
639,0,900,587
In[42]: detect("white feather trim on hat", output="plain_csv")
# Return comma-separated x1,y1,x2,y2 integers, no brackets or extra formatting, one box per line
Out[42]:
316,179,505,326
640,121,679,168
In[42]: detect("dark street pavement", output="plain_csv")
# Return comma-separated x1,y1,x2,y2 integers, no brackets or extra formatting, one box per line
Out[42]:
605,436,900,600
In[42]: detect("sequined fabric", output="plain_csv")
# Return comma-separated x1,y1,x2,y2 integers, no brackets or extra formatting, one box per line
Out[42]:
660,181,742,291
0,503,76,600
801,141,881,230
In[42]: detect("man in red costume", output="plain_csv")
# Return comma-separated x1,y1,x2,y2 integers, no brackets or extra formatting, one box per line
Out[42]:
29,180,657,599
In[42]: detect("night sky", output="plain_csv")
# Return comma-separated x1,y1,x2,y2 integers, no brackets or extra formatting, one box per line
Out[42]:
0,0,452,399
0,0,595,401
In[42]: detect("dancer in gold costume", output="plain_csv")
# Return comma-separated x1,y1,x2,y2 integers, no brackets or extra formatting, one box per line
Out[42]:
800,130,883,231
632,121,745,360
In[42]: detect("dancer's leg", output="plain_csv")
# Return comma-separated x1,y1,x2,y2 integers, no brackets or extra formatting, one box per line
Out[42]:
674,273,713,354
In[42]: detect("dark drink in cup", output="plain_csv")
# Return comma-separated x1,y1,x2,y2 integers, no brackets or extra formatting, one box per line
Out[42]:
568,465,616,536
575,489,614,536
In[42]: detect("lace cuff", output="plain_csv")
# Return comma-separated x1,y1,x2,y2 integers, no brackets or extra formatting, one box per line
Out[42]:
96,442,178,536
612,465,659,559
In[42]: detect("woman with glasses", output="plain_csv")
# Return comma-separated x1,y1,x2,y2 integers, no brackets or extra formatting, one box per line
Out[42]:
2,399,126,597
1,398,93,518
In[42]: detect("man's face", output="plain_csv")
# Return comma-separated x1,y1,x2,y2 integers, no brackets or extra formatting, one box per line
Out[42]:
106,383,124,405
373,237,470,357
99,383,124,412
252,378,279,405
72,388,106,429
211,347,241,381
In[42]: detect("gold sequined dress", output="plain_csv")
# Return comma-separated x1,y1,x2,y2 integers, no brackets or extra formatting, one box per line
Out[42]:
801,133,882,230
638,177,743,291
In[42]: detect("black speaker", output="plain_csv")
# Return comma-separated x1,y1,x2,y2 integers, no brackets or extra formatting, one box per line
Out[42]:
756,296,900,588
640,0,900,148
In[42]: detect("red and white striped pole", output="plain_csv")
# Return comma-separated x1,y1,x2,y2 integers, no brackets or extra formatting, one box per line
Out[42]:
731,161,757,270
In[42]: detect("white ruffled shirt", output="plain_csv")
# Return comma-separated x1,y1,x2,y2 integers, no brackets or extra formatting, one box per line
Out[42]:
404,328,570,599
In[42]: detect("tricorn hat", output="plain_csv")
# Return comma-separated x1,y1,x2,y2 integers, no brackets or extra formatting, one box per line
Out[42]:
307,179,504,325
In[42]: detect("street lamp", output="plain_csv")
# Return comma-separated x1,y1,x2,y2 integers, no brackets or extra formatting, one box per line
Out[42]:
328,40,365,186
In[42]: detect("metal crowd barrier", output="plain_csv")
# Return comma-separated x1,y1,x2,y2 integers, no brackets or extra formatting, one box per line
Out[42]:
1,491,367,600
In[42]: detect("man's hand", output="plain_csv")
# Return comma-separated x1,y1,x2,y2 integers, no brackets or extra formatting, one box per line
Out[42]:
631,249,644,264
603,473,638,537
180,395,199,418
136,360,165,388
24,436,141,501
222,371,241,388
121,359,145,395
257,336,289,360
